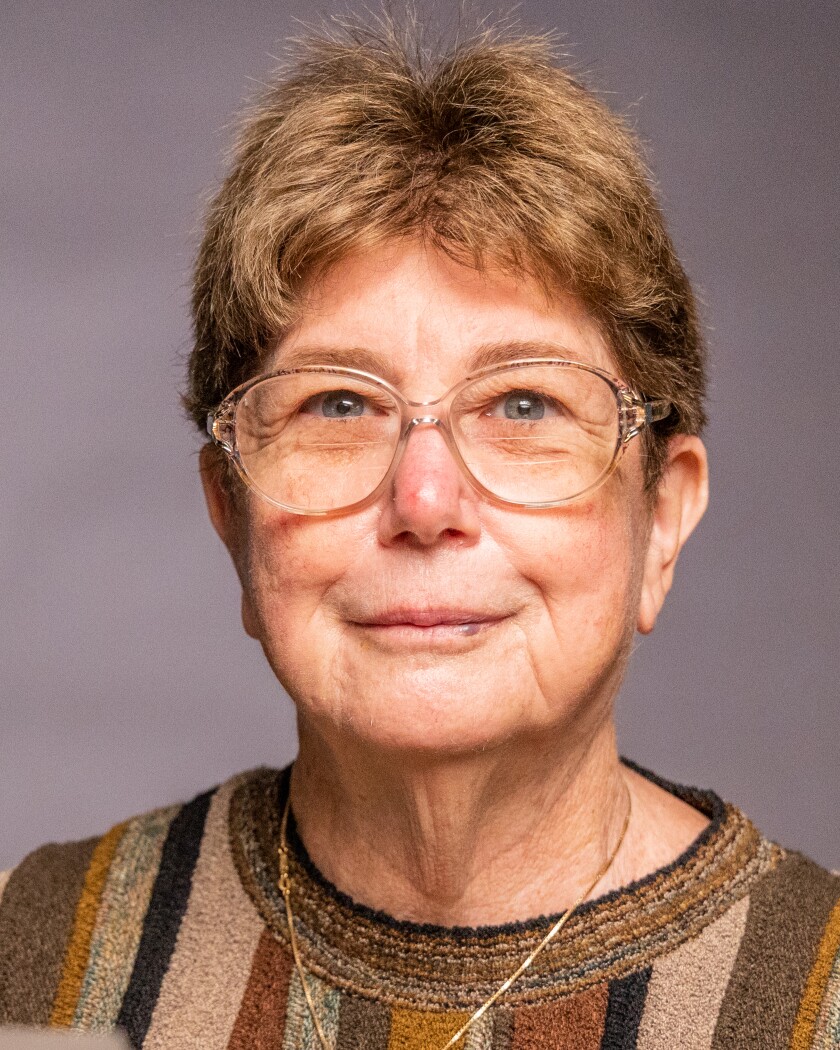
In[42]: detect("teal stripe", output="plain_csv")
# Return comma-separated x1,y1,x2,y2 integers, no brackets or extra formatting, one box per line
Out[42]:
73,804,179,1028
814,944,840,1047
283,969,342,1049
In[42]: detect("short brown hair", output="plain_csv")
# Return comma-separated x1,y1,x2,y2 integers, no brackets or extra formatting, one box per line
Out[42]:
186,20,706,486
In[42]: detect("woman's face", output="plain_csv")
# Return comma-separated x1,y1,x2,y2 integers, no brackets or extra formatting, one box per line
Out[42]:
208,240,676,755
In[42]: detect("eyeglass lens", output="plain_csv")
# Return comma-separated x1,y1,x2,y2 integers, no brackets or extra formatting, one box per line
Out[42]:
234,364,621,511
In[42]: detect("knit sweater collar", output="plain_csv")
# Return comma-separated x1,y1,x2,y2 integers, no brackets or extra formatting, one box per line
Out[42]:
229,760,784,1009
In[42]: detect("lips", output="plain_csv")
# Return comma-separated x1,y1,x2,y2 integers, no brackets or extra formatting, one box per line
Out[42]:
355,608,503,628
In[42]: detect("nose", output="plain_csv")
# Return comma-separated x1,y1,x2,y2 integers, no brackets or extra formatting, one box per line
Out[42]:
377,421,481,548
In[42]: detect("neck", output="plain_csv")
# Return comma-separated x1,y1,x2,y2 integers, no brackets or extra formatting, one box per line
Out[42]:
290,715,644,927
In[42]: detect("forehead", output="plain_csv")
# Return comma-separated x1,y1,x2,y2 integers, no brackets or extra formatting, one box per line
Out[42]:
272,239,618,390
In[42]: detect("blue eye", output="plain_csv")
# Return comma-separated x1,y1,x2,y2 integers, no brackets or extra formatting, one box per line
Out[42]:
504,391,546,420
319,391,366,417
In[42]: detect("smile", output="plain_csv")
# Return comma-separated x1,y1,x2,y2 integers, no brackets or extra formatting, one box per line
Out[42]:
350,609,507,647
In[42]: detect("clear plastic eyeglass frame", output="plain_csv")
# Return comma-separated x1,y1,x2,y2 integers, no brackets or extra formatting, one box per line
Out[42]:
206,357,671,516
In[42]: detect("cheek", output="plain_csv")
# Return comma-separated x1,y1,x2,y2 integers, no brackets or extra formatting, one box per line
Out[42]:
498,498,641,635
240,505,355,631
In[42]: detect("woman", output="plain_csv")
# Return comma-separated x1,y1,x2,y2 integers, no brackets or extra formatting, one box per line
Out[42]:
1,23,837,1050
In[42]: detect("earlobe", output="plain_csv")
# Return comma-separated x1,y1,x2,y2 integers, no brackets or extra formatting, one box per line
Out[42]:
637,435,709,634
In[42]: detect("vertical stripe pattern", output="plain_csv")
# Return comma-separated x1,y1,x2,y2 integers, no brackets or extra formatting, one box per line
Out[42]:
462,1012,496,1050
812,941,840,1048
636,892,750,1050
141,779,267,1050
0,836,97,1024
712,852,840,1049
50,821,129,1026
228,929,294,1050
116,789,213,1047
74,804,180,1029
0,768,837,1049
336,995,391,1050
387,1008,471,1050
282,970,341,1049
487,1009,514,1050
600,968,651,1049
791,897,840,1049
512,982,609,1049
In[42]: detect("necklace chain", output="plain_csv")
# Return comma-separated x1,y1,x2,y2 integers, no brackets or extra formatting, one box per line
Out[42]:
277,779,632,1050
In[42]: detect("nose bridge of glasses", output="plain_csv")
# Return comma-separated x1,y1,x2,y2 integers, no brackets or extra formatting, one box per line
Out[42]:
399,414,449,447
387,414,474,501
396,414,461,463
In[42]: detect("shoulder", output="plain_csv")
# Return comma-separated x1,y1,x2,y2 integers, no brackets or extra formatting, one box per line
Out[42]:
751,845,839,914
627,761,840,1046
0,768,272,1028
709,845,840,1049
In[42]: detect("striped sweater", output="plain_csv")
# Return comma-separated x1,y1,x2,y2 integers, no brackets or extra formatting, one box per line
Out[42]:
1,762,838,1049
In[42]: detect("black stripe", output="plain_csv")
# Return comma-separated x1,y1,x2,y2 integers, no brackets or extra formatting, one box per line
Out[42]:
117,788,214,1048
600,966,651,1049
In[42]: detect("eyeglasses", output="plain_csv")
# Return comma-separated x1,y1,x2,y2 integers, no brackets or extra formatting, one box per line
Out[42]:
206,359,671,515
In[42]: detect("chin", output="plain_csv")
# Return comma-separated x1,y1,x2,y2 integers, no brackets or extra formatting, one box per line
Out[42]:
293,677,510,756
312,670,538,757
341,714,515,758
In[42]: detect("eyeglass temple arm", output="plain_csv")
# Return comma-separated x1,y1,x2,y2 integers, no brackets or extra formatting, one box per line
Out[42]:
206,409,236,453
622,397,671,443
645,399,671,425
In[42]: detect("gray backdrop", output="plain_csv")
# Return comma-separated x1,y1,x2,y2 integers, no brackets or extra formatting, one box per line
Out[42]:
2,0,838,873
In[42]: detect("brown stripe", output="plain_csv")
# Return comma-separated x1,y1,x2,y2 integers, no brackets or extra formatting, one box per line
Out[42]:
712,852,840,1049
791,895,840,1049
235,770,783,1010
511,982,608,1049
227,929,293,1050
142,779,266,1050
50,821,129,1026
489,1009,515,1050
336,993,391,1049
636,894,750,1050
0,836,98,1024
463,1012,497,1048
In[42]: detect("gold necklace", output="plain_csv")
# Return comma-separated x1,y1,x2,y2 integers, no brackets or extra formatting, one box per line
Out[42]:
278,782,632,1050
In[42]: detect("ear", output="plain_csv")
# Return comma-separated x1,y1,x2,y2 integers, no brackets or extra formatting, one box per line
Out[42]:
199,444,241,553
637,435,709,634
199,445,261,640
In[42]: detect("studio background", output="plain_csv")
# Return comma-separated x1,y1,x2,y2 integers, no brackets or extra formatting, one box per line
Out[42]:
2,0,837,873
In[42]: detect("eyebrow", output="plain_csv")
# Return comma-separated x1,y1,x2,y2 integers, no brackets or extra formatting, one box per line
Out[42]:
273,346,403,386
466,339,579,372
274,339,584,384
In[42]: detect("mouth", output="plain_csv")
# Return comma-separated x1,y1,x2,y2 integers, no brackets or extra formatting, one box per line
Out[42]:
349,608,508,644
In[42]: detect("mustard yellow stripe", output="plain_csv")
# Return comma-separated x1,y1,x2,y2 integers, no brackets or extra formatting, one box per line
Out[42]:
790,896,840,1050
388,1008,471,1050
49,821,129,1026
74,804,179,1027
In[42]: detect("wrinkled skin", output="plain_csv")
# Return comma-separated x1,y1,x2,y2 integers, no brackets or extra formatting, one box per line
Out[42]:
202,239,710,925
